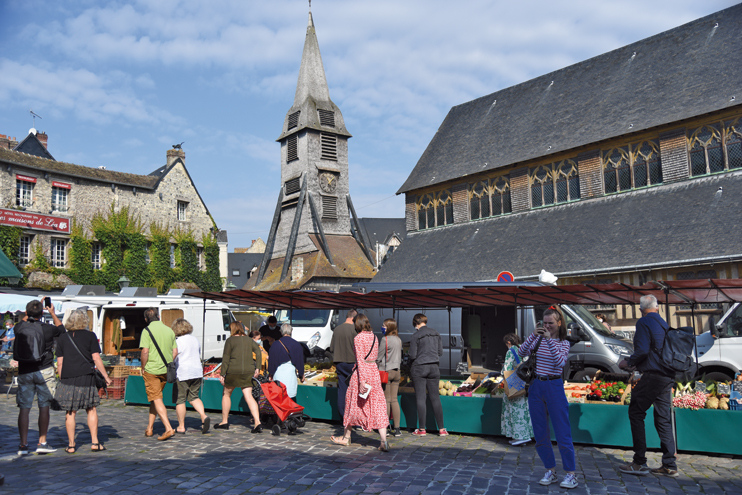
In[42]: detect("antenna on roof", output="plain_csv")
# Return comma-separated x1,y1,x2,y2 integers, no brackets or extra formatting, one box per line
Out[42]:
309,0,311,10
30,110,42,128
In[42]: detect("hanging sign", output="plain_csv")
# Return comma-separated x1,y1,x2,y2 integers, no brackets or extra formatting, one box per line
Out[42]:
16,174,37,183
0,208,70,233
497,271,515,282
52,181,71,189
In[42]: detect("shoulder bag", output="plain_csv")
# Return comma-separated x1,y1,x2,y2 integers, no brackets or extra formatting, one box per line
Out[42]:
64,332,107,390
145,326,177,383
379,336,389,384
344,334,377,386
515,336,543,385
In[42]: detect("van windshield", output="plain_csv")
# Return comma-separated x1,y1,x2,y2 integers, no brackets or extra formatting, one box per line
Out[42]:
719,304,742,337
564,305,616,338
275,309,331,328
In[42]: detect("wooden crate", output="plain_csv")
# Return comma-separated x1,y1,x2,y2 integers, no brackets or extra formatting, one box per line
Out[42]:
107,365,130,378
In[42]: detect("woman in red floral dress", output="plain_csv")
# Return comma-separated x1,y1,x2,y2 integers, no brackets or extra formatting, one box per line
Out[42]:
330,314,390,451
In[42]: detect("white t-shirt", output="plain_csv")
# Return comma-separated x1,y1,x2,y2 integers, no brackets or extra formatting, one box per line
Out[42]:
175,334,203,381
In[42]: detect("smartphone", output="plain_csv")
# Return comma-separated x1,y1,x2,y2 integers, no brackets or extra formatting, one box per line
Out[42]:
44,297,52,309
359,384,372,399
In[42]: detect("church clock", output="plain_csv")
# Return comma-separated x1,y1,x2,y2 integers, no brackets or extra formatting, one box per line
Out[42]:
319,171,338,193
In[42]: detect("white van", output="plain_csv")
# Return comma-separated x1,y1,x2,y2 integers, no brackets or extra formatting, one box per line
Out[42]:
274,308,339,351
694,302,742,381
58,288,236,360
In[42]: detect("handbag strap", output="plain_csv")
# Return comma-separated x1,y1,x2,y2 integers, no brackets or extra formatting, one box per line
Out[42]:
366,334,376,360
65,332,96,371
383,336,388,367
510,347,521,365
145,326,169,365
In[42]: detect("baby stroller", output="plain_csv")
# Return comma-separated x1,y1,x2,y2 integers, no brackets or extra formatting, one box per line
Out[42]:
252,375,306,436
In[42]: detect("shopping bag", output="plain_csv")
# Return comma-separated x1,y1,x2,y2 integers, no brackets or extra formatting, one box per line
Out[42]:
503,370,527,399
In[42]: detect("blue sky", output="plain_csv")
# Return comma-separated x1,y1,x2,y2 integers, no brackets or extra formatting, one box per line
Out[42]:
0,0,736,250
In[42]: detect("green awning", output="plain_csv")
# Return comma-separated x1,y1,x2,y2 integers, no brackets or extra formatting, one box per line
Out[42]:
0,249,22,279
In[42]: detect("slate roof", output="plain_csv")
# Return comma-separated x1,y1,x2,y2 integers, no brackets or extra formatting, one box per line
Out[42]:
13,133,55,161
375,171,742,283
398,4,742,194
357,218,407,248
0,148,160,189
227,252,264,290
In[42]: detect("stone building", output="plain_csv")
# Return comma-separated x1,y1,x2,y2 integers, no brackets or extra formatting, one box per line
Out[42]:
0,130,224,282
375,5,742,332
247,11,377,291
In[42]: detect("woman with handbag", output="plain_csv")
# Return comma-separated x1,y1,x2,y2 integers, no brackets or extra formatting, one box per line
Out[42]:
216,322,263,432
518,307,578,489
501,333,533,446
53,310,112,453
376,318,402,437
330,314,390,451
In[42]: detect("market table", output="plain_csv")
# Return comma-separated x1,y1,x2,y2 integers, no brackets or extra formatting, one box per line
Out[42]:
125,377,663,448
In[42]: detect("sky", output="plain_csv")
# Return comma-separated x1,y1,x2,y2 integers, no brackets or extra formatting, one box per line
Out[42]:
0,0,737,250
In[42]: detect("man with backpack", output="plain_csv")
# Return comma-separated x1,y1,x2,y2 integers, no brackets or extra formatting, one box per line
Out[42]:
14,298,65,456
618,295,678,477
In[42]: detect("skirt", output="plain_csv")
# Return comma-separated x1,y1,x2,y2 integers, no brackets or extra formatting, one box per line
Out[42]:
224,373,253,389
53,374,101,411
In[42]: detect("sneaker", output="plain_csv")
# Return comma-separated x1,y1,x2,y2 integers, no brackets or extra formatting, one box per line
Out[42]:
619,462,650,476
17,445,29,456
539,470,558,486
651,466,679,477
36,443,57,454
392,428,402,437
511,438,530,446
560,473,578,489
412,429,427,436
439,429,449,437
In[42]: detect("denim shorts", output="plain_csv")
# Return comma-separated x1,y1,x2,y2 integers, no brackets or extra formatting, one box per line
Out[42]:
17,367,58,409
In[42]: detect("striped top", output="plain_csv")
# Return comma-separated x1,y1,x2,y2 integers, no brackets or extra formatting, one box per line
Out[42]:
517,333,570,376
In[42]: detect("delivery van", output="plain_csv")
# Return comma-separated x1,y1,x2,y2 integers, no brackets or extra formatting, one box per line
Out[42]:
694,302,742,381
57,288,236,360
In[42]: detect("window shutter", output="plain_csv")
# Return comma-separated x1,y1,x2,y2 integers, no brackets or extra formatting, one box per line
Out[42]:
285,177,301,195
322,196,338,219
287,134,298,162
288,111,300,130
318,109,335,128
321,134,337,161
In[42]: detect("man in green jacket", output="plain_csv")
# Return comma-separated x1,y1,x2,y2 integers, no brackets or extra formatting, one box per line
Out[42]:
140,308,178,441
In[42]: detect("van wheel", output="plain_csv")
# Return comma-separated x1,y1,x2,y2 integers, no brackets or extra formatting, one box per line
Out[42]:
702,371,732,382
572,367,599,382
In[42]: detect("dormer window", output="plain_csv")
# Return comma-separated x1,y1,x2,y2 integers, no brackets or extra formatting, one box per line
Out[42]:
318,109,335,128
288,111,300,130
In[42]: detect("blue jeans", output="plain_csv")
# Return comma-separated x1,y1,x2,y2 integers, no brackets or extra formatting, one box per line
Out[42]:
528,379,575,472
335,362,355,419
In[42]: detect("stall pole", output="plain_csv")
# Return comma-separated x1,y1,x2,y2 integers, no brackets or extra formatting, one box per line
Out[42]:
202,297,206,361
448,306,452,373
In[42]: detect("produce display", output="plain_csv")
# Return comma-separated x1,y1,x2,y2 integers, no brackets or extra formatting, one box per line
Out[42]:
303,363,338,386
673,379,732,410
203,364,221,378
585,380,628,403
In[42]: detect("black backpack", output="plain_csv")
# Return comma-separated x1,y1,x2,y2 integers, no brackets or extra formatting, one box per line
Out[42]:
651,323,695,375
13,320,47,363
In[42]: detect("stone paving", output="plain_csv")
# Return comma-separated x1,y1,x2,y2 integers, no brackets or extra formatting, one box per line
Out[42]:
0,392,739,495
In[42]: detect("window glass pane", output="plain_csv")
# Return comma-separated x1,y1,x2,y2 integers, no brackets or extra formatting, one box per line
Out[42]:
569,176,580,200
531,185,542,207
492,195,502,216
604,171,617,193
633,161,647,188
470,198,480,220
556,178,568,203
427,208,435,229
708,142,724,172
728,137,742,169
543,182,554,205
649,158,663,184
480,195,490,217
418,210,426,230
436,204,444,226
502,191,512,214
445,202,453,224
690,145,707,176
618,166,631,190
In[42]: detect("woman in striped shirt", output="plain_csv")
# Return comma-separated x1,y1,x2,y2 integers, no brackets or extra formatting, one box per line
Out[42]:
518,307,578,489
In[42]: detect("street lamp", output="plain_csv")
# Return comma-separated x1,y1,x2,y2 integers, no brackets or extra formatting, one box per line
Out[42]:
225,281,237,290
117,275,130,291
7,276,21,286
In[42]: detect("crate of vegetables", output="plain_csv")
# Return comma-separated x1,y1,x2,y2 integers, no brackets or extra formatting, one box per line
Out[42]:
585,380,630,404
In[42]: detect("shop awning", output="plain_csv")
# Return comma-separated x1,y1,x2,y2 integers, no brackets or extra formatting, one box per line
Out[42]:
0,249,22,280
187,279,742,310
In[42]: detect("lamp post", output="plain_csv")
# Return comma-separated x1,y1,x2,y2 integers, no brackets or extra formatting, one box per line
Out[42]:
225,280,237,290
117,275,130,291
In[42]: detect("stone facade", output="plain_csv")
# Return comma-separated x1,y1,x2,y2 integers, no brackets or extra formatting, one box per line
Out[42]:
0,140,217,271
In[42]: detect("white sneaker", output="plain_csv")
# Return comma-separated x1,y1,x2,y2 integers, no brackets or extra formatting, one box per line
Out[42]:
17,445,29,456
36,443,57,454
560,473,578,489
539,470,558,486
511,438,531,446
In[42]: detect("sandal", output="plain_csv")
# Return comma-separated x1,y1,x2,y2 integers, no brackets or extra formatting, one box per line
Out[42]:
378,440,390,452
90,443,107,452
330,436,351,446
65,445,76,454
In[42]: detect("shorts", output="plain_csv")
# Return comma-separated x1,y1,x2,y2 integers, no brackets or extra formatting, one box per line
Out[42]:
175,378,203,405
143,371,168,402
17,367,58,409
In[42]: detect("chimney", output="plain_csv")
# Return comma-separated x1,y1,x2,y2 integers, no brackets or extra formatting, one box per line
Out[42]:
166,148,185,166
0,134,18,150
37,132,48,149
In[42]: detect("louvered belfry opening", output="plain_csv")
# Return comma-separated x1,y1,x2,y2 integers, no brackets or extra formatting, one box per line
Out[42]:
285,177,301,195
287,134,298,162
321,195,338,219
288,111,300,130
318,109,335,128
321,133,337,160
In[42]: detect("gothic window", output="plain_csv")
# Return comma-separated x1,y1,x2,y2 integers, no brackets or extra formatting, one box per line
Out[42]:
688,125,723,176
469,181,490,220
725,118,742,170
632,141,663,187
555,159,580,203
417,190,453,229
530,165,554,207
491,176,511,216
603,147,631,193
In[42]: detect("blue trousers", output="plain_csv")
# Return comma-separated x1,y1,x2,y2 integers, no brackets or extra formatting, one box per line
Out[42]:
528,379,576,472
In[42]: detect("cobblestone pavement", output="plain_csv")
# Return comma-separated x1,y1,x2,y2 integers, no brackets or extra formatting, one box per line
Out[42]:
0,394,739,495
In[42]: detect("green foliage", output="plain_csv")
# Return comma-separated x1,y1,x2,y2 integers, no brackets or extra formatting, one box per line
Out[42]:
201,231,222,292
174,227,199,287
148,222,172,292
92,204,144,291
124,232,149,288
27,241,50,272
69,220,95,285
0,225,21,262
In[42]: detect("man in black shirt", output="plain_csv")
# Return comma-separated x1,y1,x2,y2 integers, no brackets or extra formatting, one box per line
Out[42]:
259,316,282,352
14,298,65,455
330,309,358,418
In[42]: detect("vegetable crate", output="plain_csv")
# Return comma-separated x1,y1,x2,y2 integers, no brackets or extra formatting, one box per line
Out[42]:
107,366,130,378
110,377,127,389
99,387,125,400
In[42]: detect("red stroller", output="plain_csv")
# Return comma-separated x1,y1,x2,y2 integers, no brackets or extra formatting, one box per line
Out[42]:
253,377,306,435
